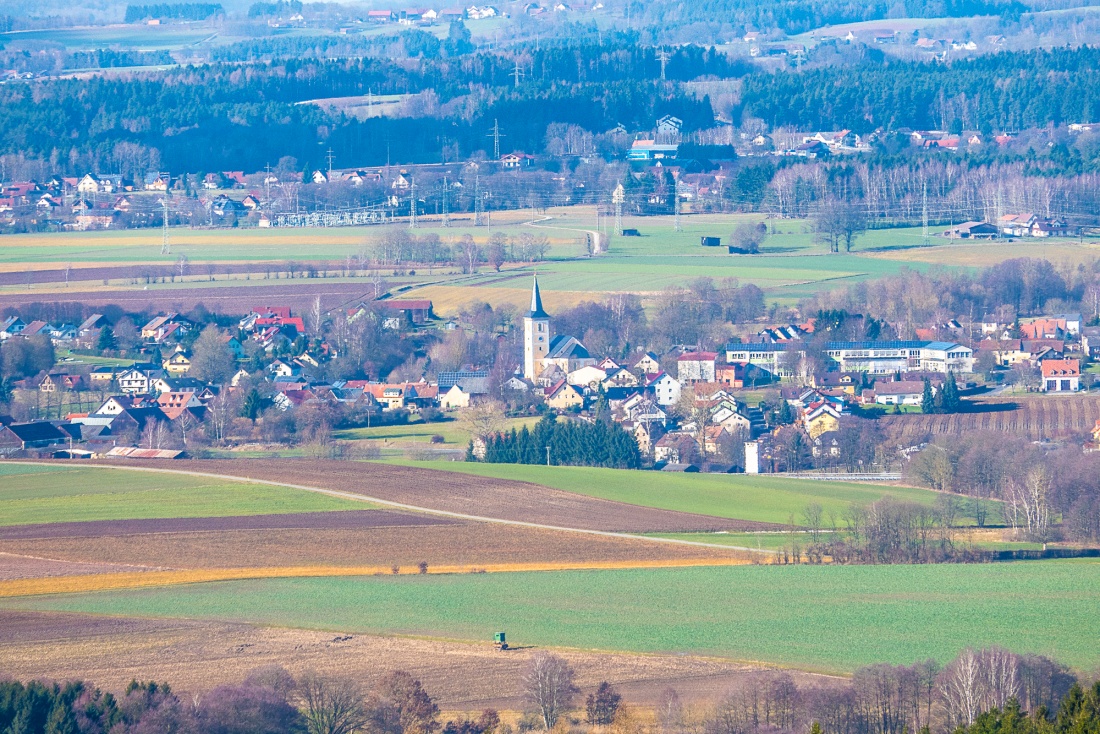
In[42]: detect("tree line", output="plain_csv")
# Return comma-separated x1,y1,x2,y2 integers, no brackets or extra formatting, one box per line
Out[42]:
2,646,1095,734
472,414,642,469
123,3,223,22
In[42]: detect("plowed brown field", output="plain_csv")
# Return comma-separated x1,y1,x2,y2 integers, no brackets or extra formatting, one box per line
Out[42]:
0,611,831,711
880,396,1100,441
0,523,741,575
90,459,777,533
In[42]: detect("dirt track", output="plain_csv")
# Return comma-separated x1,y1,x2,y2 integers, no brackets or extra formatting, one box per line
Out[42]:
97,459,779,533
0,611,830,711
0,524,740,572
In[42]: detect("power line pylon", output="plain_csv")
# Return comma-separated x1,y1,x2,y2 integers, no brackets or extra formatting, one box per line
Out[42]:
487,119,505,160
441,176,450,227
160,196,171,255
409,181,418,229
657,49,670,81
473,171,484,226
512,59,524,88
612,183,625,236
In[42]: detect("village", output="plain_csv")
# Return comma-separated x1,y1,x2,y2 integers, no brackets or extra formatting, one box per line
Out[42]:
1,275,1096,471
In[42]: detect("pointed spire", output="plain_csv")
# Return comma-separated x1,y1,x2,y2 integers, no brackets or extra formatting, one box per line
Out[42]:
528,275,549,319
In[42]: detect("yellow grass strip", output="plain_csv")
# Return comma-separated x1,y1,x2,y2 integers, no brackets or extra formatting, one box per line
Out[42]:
0,558,753,598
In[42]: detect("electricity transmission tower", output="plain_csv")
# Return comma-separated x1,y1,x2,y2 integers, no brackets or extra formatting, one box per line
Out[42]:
161,197,171,255
441,176,450,227
409,181,418,229
512,59,524,88
612,183,625,236
474,171,484,226
487,119,504,159
657,49,670,81
326,148,335,178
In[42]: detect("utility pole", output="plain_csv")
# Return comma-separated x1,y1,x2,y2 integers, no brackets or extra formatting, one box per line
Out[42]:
674,180,683,232
487,119,504,160
161,196,171,255
326,148,335,178
409,180,418,229
612,182,625,236
441,176,450,227
922,180,929,245
512,59,524,88
657,49,670,81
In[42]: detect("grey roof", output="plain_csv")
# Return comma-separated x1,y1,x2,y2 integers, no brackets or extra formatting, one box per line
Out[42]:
438,370,489,390
547,335,590,360
527,276,549,319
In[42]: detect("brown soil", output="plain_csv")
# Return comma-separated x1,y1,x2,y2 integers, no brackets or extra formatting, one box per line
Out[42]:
0,523,740,571
0,611,833,712
100,459,778,533
0,553,156,581
879,396,1100,441
0,281,384,316
0,510,452,541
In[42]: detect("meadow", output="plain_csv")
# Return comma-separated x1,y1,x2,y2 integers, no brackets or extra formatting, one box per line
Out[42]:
7,559,1098,672
386,461,992,526
3,205,1096,313
0,464,366,526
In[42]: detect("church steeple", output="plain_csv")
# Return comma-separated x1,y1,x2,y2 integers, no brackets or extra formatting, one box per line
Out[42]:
523,275,551,380
528,275,549,319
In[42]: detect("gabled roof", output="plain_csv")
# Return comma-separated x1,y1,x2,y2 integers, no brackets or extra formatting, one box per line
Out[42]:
547,335,590,360
3,421,68,443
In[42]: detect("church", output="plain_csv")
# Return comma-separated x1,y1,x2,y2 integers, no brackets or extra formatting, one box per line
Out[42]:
523,276,596,381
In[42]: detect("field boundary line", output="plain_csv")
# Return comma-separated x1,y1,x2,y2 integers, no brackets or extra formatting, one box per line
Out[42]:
9,461,771,555
0,558,756,598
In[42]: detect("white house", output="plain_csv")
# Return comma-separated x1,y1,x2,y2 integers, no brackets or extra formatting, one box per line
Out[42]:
646,372,681,406
676,352,718,383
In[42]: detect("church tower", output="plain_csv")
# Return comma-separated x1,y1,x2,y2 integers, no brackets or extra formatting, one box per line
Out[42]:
523,276,551,380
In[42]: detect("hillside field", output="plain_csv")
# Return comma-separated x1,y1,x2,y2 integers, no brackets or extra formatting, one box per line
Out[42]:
6,560,1098,672
0,463,367,526
387,461,993,526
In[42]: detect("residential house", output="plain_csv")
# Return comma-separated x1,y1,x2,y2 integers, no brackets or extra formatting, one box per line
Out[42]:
545,380,584,410
501,153,535,169
803,401,843,439
39,373,82,393
654,433,699,464
1041,359,1080,392
677,352,718,383
568,365,608,388
872,380,930,406
89,366,118,388
646,372,681,406
631,351,662,374
163,348,193,375
602,367,639,387
543,336,596,375
116,366,163,394
0,317,26,341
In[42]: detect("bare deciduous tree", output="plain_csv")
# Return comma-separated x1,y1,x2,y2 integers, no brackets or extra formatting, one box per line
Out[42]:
524,652,577,729
298,673,370,734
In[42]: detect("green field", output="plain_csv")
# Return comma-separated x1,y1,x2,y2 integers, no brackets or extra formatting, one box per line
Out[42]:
0,464,365,525
389,461,989,526
8,560,1098,672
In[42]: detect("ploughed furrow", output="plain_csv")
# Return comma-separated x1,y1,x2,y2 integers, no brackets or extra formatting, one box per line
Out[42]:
88,459,781,533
